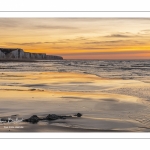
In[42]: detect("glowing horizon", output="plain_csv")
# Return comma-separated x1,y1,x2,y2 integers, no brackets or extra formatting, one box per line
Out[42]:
1,18,150,59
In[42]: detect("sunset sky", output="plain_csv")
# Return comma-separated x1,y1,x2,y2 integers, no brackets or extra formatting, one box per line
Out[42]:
0,18,150,59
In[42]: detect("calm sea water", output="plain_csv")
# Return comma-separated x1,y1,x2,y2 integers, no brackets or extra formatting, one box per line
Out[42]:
0,60,150,80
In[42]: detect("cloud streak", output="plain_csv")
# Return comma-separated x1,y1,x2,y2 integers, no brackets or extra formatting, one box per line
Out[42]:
5,41,67,46
105,34,131,38
34,25,78,30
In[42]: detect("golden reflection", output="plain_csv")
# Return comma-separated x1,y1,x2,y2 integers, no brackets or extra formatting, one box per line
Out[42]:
0,72,141,103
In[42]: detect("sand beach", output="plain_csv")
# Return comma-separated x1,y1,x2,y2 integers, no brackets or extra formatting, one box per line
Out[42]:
0,60,150,132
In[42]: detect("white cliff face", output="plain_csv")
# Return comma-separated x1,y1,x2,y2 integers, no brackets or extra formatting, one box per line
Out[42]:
24,52,30,59
6,50,19,58
0,50,5,58
30,53,35,59
18,49,25,58
38,54,46,59
0,48,63,60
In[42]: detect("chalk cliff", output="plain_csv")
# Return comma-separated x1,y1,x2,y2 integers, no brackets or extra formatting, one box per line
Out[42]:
0,48,63,60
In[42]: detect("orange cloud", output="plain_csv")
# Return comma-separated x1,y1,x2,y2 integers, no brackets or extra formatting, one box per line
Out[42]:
1,18,150,59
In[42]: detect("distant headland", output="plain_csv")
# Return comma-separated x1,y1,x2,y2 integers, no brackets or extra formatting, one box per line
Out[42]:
0,48,63,60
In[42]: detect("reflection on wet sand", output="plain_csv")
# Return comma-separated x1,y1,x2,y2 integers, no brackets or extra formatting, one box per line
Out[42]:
0,72,150,132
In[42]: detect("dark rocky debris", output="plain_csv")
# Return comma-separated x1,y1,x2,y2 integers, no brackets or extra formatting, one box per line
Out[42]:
74,113,82,117
23,113,82,124
23,115,41,124
0,118,13,123
46,114,65,120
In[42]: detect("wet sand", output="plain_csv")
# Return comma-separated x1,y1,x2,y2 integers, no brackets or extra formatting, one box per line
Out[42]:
0,72,150,132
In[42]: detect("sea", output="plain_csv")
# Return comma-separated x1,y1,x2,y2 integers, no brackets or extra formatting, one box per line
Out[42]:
0,60,150,80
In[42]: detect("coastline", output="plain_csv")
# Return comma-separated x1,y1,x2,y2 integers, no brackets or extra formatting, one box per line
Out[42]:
0,59,37,62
